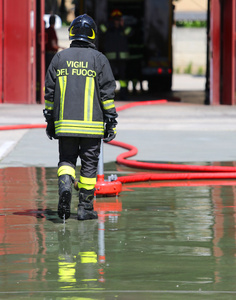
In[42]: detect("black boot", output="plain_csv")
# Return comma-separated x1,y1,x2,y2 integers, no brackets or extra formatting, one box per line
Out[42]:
77,188,98,220
58,174,72,220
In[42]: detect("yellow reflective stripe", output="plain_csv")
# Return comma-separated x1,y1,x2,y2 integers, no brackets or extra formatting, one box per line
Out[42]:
69,26,75,37
124,26,132,35
58,262,77,268
102,99,115,110
88,28,96,40
59,76,67,120
113,127,117,134
81,279,98,282
106,52,116,59
45,100,54,110
100,24,107,33
55,120,103,128
119,52,129,59
58,261,77,283
119,80,127,87
80,175,96,185
55,127,104,135
84,77,94,122
78,182,95,190
79,251,97,264
55,119,104,135
58,165,75,178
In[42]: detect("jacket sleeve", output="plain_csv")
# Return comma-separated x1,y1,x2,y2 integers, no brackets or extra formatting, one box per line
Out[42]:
98,54,118,121
44,54,58,111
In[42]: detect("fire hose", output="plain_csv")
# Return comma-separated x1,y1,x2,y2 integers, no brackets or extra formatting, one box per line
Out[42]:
1,100,236,194
109,139,236,183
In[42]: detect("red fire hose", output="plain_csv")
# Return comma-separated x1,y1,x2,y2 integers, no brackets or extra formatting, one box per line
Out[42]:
112,100,236,184
107,140,236,183
1,100,236,186
0,124,46,131
109,140,236,173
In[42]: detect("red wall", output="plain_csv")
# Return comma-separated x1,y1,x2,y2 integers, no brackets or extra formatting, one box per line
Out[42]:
210,0,221,105
209,0,236,105
1,0,236,105
222,0,236,105
2,0,36,103
0,0,3,103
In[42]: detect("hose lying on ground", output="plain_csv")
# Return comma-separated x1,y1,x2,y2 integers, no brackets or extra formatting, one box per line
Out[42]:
109,140,236,173
113,100,236,183
1,99,236,184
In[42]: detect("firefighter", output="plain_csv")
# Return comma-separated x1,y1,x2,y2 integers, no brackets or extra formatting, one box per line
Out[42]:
44,14,118,221
45,15,59,73
99,9,132,100
127,20,144,94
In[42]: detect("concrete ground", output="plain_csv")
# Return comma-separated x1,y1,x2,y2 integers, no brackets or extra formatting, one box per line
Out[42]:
1,81,236,299
0,87,236,168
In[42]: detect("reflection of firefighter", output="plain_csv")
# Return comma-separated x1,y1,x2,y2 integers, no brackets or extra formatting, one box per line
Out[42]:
58,223,98,288
58,229,76,284
99,9,132,100
44,14,118,221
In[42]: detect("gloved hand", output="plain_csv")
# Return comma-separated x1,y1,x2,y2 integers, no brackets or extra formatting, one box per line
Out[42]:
43,109,56,140
46,120,56,140
103,121,117,143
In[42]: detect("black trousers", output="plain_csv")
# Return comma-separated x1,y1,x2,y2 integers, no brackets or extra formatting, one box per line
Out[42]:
110,59,127,80
58,137,101,179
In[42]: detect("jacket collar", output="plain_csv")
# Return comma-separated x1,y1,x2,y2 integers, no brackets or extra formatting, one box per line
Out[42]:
70,40,96,49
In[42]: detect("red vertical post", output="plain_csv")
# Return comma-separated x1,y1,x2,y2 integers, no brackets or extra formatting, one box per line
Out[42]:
3,0,36,103
40,0,45,104
30,0,36,104
0,0,3,103
210,0,221,105
36,0,45,103
221,0,236,105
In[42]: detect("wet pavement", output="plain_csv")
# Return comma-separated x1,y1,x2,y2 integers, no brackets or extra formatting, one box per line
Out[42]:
1,165,236,299
1,101,236,298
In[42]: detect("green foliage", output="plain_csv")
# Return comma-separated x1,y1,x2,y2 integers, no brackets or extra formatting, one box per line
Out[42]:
62,21,71,26
197,66,204,76
175,67,180,74
176,20,207,28
184,62,192,74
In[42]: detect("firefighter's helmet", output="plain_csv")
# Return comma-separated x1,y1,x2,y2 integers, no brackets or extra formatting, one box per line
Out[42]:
68,14,97,43
110,9,123,19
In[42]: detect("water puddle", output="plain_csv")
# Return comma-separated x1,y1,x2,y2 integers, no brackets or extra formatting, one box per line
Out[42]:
0,166,236,299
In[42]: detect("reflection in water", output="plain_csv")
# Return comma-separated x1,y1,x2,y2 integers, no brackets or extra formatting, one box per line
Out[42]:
0,166,236,296
57,224,98,289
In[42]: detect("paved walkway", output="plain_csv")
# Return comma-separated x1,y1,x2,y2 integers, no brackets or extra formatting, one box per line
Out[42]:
0,100,236,169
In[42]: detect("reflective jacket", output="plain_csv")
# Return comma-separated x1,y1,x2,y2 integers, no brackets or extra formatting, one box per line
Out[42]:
99,23,132,60
44,41,117,138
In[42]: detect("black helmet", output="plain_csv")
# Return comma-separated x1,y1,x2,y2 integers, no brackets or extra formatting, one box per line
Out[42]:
68,14,97,43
